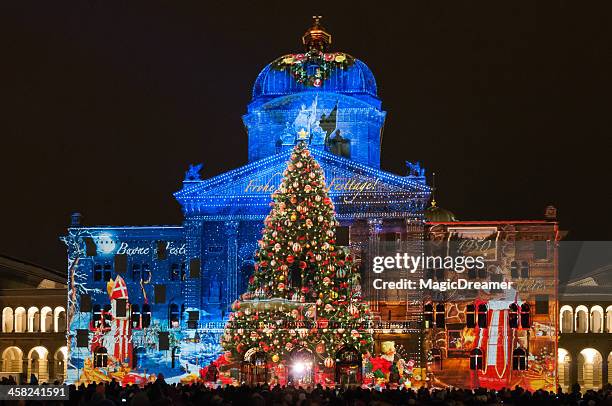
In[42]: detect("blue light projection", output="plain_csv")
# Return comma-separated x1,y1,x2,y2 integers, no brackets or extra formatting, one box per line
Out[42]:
64,29,430,385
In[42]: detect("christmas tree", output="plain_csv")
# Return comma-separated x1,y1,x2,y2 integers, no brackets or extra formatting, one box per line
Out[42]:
221,141,373,376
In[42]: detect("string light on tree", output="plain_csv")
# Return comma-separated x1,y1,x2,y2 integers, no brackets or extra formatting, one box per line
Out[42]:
221,142,373,376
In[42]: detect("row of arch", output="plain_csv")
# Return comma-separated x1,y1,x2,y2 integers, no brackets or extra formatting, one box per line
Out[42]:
558,348,612,391
2,306,66,333
1,346,68,383
560,305,612,333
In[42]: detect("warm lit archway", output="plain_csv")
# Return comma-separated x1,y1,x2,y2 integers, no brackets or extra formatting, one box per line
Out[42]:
575,305,589,333
558,348,571,392
14,307,26,332
28,346,49,383
53,347,68,382
590,306,604,333
578,348,602,390
608,352,612,385
559,305,573,333
2,307,14,333
40,307,53,332
54,307,66,332
1,346,23,373
606,306,612,333
27,307,40,333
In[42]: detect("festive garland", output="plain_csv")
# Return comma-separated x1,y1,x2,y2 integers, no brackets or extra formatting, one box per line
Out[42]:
271,51,355,87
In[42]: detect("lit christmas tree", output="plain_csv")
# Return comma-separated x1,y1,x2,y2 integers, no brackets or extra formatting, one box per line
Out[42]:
221,141,373,381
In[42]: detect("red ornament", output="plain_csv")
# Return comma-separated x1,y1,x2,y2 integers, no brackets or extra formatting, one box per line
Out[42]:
287,255,295,264
316,342,326,354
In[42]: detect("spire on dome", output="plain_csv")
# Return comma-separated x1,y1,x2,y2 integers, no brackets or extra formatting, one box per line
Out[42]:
302,16,332,52
430,171,437,207
425,172,458,222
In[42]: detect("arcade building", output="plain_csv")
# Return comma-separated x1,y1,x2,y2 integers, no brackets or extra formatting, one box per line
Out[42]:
63,18,560,389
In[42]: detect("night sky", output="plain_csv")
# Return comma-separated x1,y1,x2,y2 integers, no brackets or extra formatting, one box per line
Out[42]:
1,1,610,274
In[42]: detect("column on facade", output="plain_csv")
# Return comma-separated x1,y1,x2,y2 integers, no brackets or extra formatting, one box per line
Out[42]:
570,349,578,388
47,359,54,383
185,217,204,310
225,221,239,312
603,353,609,386
22,358,29,383
367,218,382,313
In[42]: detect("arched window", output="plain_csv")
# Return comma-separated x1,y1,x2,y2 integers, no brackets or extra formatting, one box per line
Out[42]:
606,305,612,333
470,348,483,370
513,348,527,370
466,304,476,328
14,307,26,332
590,306,604,333
94,347,108,368
520,303,531,328
477,304,488,328
510,261,519,278
54,347,67,382
575,305,589,333
579,348,603,390
131,304,141,329
103,304,112,328
142,304,151,328
520,261,529,278
27,307,40,333
509,303,519,328
424,303,433,328
435,303,445,328
169,303,180,328
2,307,14,333
560,305,574,333
2,346,23,373
41,307,53,332
54,307,66,332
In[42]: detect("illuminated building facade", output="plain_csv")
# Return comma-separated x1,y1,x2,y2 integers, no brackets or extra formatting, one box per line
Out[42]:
62,17,563,389
558,266,612,391
63,19,431,385
0,255,67,383
422,217,560,391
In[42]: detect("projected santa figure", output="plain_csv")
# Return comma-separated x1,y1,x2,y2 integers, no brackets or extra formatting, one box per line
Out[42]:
90,276,133,366
109,275,133,363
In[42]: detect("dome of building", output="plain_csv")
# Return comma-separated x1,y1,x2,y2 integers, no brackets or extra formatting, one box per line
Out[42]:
425,200,458,222
250,17,379,108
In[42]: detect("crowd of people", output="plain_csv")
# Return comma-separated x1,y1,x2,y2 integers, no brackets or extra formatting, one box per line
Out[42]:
1,375,612,406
